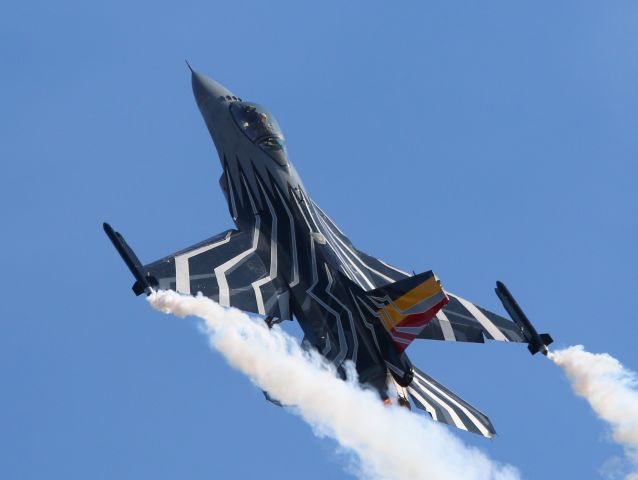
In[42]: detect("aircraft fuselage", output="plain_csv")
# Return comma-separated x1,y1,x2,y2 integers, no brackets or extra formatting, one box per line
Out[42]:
192,69,413,393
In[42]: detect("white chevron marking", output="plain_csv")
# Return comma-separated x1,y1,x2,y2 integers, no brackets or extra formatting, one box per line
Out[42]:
275,185,299,288
174,232,234,295
251,178,278,315
436,310,457,341
408,386,439,421
413,370,491,437
411,376,468,431
450,294,508,341
215,174,261,307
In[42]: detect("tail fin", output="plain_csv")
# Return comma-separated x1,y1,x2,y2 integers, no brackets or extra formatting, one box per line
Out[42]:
365,271,448,352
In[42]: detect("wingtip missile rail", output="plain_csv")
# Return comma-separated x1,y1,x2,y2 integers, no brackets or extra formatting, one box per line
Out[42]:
103,222,158,296
495,281,553,356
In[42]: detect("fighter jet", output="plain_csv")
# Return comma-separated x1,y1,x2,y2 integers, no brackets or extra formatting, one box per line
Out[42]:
104,65,552,438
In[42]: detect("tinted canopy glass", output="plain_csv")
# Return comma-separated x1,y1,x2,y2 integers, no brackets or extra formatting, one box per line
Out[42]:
230,102,288,166
231,102,283,142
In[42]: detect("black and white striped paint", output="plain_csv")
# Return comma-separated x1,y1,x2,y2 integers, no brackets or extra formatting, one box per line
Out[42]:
131,67,531,437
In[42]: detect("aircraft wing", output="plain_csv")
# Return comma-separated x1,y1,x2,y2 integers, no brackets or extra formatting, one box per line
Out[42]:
105,224,291,320
418,292,526,343
408,366,496,438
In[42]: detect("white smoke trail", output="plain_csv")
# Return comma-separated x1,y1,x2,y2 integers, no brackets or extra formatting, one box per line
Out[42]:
549,346,638,478
149,290,519,480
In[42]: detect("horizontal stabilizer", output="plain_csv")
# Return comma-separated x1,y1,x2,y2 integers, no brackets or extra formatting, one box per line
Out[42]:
408,367,496,438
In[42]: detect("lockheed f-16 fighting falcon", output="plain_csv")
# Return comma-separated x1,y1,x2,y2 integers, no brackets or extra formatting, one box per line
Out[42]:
104,64,553,438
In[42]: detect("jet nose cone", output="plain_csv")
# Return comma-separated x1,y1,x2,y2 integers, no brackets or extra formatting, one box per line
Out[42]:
188,63,234,107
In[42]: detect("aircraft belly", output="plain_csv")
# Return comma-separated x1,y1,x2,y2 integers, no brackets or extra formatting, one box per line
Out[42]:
289,248,388,390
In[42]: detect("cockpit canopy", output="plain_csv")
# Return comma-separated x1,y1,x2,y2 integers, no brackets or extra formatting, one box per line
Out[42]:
230,102,287,166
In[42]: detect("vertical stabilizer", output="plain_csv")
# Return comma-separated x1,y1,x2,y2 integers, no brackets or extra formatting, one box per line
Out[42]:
365,271,448,352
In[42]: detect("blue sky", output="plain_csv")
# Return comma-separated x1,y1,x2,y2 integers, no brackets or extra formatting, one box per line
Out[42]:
1,1,637,478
